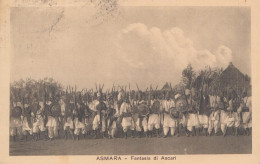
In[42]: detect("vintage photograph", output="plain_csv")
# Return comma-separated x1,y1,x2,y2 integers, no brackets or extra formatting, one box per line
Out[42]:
9,3,251,155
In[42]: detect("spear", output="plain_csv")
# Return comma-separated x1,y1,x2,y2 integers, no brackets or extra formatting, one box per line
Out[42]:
22,97,25,110
14,87,18,106
119,85,123,92
68,85,71,94
81,89,84,95
101,84,104,91
183,86,189,106
43,84,47,119
10,88,14,109
66,86,68,95
73,86,77,110
190,81,193,107
136,83,140,92
37,84,40,105
112,83,115,92
118,85,123,92
85,89,88,97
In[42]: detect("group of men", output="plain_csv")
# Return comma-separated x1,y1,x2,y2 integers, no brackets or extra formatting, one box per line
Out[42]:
10,87,252,142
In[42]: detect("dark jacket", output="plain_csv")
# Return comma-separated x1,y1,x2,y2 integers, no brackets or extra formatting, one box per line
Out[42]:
199,94,210,116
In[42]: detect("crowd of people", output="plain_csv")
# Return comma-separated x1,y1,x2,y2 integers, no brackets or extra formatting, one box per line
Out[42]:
10,83,252,142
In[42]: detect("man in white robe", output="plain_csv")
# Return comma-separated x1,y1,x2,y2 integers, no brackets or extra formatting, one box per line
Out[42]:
63,101,74,140
89,92,107,138
32,102,47,140
21,103,33,141
119,93,135,139
10,103,23,142
161,92,176,138
184,89,200,136
106,95,120,139
237,91,252,136
46,101,59,140
208,95,220,136
198,91,210,136
148,94,161,137
225,92,240,136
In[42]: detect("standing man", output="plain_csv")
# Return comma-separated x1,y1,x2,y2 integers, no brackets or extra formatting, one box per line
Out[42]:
147,93,161,138
219,95,228,136
82,98,92,137
89,92,100,139
96,92,107,138
135,99,149,138
186,89,200,136
32,102,47,140
198,90,210,136
176,93,189,137
208,94,221,136
161,91,176,138
119,92,135,139
173,93,185,137
238,91,252,135
46,101,60,140
10,103,23,142
226,91,240,136
91,92,107,138
21,103,33,141
63,100,74,140
73,102,87,140
106,94,119,139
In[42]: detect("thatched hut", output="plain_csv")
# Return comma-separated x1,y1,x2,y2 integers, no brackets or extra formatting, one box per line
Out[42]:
211,62,251,97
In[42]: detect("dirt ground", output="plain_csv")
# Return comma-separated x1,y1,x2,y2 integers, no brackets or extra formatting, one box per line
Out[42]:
10,132,252,155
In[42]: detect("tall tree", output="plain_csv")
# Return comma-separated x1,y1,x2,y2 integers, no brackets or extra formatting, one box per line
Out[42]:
182,64,196,89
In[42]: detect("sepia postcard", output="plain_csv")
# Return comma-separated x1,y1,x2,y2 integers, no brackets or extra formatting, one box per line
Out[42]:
0,0,260,164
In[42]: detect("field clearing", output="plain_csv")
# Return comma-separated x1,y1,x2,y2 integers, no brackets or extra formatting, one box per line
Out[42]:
10,134,251,155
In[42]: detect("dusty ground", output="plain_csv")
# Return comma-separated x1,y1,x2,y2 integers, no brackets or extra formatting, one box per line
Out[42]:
10,132,251,155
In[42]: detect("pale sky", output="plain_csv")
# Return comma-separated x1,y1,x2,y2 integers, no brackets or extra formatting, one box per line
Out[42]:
10,6,250,90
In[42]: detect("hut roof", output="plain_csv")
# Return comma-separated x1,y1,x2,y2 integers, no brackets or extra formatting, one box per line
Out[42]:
219,62,246,87
161,82,172,91
211,62,251,95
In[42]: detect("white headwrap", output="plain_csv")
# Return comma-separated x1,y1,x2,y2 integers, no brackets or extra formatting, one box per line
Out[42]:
46,101,52,105
174,93,181,100
185,89,190,96
118,92,123,101
16,102,22,107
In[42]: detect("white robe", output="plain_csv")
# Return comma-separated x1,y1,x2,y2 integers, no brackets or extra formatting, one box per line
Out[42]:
161,100,177,128
120,102,134,129
238,96,252,128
